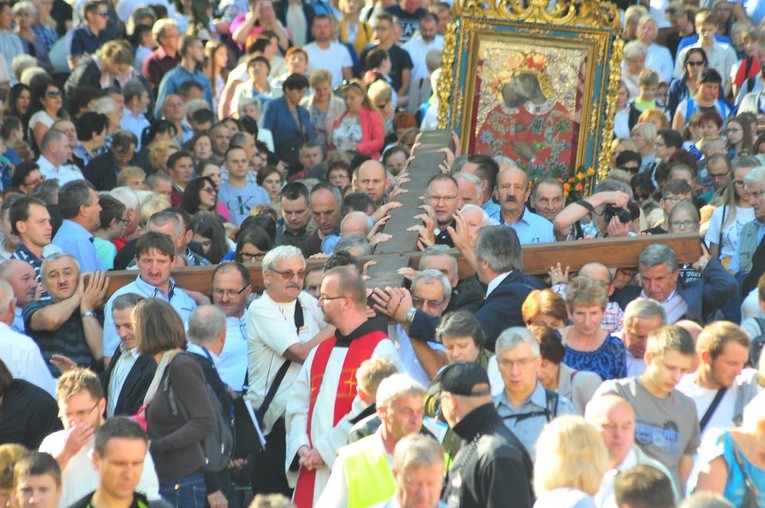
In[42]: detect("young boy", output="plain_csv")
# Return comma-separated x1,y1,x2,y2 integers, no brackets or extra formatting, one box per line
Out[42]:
13,452,62,508
628,69,666,129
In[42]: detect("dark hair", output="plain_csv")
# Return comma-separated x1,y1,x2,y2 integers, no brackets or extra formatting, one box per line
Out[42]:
13,452,61,487
58,180,95,220
67,86,101,118
83,0,106,15
464,154,499,191
342,191,375,215
279,181,309,202
0,358,11,398
614,465,675,508
135,231,175,260
656,128,683,149
213,261,250,287
247,54,271,73
325,249,363,272
283,73,309,92
134,298,187,356
130,23,153,47
111,130,139,155
112,292,143,312
698,109,724,128
382,145,408,165
1,115,21,140
30,79,56,117
683,47,707,74
181,176,217,214
10,163,41,193
75,112,108,142
94,417,148,456
167,150,193,170
141,120,178,148
190,108,214,125
239,213,277,241
235,225,274,261
434,309,485,349
697,67,722,84
190,211,227,263
365,47,389,70
256,165,283,187
8,196,45,235
188,132,212,155
97,193,126,231
615,150,642,169
4,83,30,119
533,325,565,364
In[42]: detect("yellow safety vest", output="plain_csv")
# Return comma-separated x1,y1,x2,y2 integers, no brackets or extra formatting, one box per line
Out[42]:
343,437,395,508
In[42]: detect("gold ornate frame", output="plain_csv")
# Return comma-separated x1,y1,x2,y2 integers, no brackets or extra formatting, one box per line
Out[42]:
438,0,623,180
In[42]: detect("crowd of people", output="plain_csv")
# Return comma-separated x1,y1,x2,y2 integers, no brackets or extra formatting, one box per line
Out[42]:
0,0,765,507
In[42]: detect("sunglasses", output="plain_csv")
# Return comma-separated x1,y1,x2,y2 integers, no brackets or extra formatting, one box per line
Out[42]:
45,90,62,98
687,60,706,67
270,268,307,280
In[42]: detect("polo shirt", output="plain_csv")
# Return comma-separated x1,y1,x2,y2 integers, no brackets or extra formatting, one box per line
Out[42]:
52,219,105,273
500,208,555,244
69,24,110,58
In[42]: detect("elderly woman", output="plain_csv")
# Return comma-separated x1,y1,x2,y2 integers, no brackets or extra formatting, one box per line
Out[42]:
621,40,647,99
532,325,602,415
270,47,309,97
635,15,673,83
302,69,346,152
560,276,626,381
533,415,609,507
135,296,215,507
630,122,657,172
331,79,385,159
689,389,765,506
232,55,274,115
13,1,52,72
64,40,134,98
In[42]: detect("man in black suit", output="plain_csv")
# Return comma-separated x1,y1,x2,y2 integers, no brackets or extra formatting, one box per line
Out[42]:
373,226,542,352
101,293,156,417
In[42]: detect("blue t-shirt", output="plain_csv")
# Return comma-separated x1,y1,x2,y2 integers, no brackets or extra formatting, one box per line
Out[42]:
217,181,270,227
563,334,626,381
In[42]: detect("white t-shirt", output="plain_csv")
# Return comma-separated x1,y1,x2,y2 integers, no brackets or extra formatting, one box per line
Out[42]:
676,374,738,441
303,42,353,88
704,205,755,261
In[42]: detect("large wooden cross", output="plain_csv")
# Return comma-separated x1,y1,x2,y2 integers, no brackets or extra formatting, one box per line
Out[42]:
100,130,702,296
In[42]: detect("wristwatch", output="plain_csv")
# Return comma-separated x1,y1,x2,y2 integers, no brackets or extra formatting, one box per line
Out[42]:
405,307,416,325
81,311,96,318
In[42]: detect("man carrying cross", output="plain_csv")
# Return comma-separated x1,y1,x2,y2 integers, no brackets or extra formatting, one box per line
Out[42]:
285,266,403,507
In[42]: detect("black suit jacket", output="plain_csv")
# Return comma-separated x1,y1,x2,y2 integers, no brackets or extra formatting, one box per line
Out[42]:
101,346,156,416
410,271,543,352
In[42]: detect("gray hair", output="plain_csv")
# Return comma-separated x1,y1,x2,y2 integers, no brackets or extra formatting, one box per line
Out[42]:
475,225,522,273
743,165,765,188
375,373,426,408
623,297,666,326
12,1,37,17
412,268,451,300
732,156,760,171
425,49,442,72
147,211,182,237
0,280,13,314
450,155,469,173
187,305,227,345
495,326,539,357
41,253,80,276
459,204,491,227
630,122,657,145
638,244,677,272
453,171,481,197
594,177,634,198
623,40,648,60
112,293,143,312
40,128,66,153
393,434,444,473
91,96,116,116
262,245,304,273
11,54,37,82
677,493,735,508
335,235,371,256
419,245,458,275
122,80,147,104
110,186,140,211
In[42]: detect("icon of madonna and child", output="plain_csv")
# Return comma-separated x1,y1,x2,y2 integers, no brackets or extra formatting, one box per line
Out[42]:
470,47,587,180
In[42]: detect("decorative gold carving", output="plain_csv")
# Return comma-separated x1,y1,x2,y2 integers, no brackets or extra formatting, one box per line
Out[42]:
599,37,625,180
451,0,620,31
437,20,456,129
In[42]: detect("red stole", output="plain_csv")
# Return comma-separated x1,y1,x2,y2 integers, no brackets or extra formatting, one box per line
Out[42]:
293,330,387,508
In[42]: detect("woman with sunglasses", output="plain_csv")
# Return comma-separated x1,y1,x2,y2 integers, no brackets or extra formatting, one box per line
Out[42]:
331,79,385,159
705,157,756,269
181,176,226,219
28,81,65,152
667,47,707,119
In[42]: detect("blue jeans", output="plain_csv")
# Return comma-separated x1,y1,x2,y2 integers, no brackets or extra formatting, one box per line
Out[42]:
159,472,206,508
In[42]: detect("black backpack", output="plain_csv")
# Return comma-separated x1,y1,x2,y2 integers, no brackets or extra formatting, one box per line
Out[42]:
165,366,234,473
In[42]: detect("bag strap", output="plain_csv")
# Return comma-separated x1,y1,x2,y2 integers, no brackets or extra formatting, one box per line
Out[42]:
731,435,761,498
545,389,559,422
699,388,727,432
719,204,727,250
255,300,303,420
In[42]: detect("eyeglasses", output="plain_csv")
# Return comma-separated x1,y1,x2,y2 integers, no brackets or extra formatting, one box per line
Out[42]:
318,294,347,302
45,90,62,98
749,189,765,199
725,127,742,133
661,195,684,202
619,165,640,173
412,296,447,308
669,220,698,229
425,194,458,203
687,60,706,67
708,172,730,181
59,401,101,420
240,251,265,261
201,187,217,194
271,268,307,280
212,286,248,298
500,357,537,369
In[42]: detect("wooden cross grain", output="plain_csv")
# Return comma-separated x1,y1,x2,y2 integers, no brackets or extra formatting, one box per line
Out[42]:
97,130,703,296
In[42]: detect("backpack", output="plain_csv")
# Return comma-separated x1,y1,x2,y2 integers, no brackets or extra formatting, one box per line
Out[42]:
749,318,765,368
165,363,234,473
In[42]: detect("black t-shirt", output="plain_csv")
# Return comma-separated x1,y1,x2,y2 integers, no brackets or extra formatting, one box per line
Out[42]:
384,4,426,44
0,379,62,449
358,44,414,92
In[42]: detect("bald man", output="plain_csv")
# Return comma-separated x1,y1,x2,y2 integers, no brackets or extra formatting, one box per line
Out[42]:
585,394,679,507
354,161,390,208
494,167,554,244
340,211,371,238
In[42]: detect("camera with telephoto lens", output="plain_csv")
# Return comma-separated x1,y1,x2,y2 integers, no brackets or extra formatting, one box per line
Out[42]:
603,200,640,224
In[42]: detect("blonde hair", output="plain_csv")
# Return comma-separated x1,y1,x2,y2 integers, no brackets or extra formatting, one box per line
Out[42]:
148,140,181,172
139,193,171,225
55,368,103,403
118,166,146,187
98,40,133,67
355,357,398,396
521,289,568,326
534,415,609,496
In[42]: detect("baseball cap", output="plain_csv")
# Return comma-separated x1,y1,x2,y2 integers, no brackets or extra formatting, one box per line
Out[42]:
439,362,491,397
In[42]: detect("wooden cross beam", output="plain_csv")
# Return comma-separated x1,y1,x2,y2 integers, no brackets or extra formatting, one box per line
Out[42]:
96,130,703,296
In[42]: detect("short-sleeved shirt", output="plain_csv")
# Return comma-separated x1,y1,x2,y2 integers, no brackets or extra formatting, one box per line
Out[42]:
384,4,426,44
69,24,111,58
217,181,270,227
596,377,701,490
23,300,96,376
563,334,626,381
303,42,353,88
